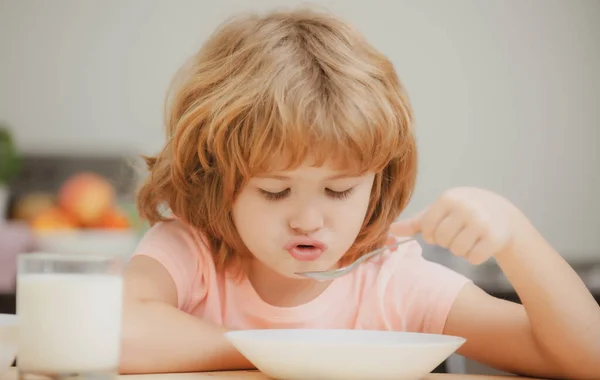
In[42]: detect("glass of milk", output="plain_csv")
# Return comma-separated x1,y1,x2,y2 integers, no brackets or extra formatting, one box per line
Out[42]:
16,252,124,380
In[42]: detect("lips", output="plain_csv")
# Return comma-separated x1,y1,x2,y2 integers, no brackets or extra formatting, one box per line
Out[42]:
284,237,327,262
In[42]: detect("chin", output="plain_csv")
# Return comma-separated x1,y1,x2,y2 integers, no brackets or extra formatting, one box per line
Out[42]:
291,259,340,277
254,251,342,279
264,262,318,280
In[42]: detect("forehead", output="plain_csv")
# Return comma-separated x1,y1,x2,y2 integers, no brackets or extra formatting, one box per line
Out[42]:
254,156,365,179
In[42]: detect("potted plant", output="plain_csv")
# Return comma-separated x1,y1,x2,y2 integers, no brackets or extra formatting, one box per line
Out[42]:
0,125,21,221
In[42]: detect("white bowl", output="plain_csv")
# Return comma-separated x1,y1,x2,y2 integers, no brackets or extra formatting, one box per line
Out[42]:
0,314,18,371
225,329,465,380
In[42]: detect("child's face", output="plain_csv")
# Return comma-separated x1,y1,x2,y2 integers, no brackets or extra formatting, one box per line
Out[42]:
232,159,375,279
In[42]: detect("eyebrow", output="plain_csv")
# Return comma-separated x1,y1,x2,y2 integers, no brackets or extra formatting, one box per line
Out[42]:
255,173,359,181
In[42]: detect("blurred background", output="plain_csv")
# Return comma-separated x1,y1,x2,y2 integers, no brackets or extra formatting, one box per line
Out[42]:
0,0,599,374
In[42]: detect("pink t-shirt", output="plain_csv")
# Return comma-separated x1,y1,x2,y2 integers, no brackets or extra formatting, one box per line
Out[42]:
132,219,472,334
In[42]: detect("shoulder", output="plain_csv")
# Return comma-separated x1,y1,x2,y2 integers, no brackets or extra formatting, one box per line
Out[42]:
359,239,458,281
357,240,473,334
364,239,470,285
131,218,216,310
133,218,212,261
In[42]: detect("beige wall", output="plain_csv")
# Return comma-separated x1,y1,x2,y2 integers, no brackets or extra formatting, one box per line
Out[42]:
1,0,599,259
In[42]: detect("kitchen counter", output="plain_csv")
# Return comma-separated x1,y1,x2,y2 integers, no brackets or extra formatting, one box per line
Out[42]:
0,368,540,380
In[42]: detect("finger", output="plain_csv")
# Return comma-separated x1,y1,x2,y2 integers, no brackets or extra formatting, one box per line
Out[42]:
420,200,452,245
448,225,481,257
389,209,425,237
465,237,494,265
433,212,465,248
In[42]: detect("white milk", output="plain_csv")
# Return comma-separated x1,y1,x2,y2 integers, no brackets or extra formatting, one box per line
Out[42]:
17,274,123,373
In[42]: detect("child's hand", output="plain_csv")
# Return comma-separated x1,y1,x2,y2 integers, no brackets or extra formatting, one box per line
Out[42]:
390,187,526,265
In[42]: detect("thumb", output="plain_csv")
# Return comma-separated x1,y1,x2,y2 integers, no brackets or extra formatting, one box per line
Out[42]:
389,210,424,237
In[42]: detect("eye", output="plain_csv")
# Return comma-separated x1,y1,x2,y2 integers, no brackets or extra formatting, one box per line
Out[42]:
259,188,290,201
325,187,354,200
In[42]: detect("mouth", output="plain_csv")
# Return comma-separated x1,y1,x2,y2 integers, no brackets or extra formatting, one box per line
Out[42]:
284,238,327,262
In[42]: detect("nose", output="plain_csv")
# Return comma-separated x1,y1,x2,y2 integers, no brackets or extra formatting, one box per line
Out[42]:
289,202,324,234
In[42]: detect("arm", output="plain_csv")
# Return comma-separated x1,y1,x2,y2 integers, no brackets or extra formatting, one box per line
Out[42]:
119,255,253,374
445,219,600,379
446,284,600,379
392,187,600,379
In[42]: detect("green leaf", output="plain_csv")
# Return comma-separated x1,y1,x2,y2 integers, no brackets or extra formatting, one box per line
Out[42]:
0,125,22,184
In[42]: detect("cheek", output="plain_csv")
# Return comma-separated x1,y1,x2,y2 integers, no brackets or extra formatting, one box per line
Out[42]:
332,187,372,231
232,191,276,241
233,193,257,229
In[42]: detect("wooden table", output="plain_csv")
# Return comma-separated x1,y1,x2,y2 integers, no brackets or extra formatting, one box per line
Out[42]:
0,368,538,380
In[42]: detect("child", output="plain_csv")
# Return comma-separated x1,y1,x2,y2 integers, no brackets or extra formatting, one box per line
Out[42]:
120,8,600,379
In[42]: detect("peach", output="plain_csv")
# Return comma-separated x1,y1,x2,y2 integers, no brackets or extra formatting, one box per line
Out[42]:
30,207,78,231
91,207,130,230
58,172,116,226
13,192,56,222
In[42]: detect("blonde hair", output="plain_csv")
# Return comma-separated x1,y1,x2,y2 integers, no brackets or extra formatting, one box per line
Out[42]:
137,8,417,271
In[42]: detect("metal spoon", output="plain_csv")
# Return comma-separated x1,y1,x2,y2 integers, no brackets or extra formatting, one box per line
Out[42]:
294,237,416,281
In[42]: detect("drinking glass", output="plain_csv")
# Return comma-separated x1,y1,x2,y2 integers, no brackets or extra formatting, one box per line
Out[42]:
16,252,124,380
